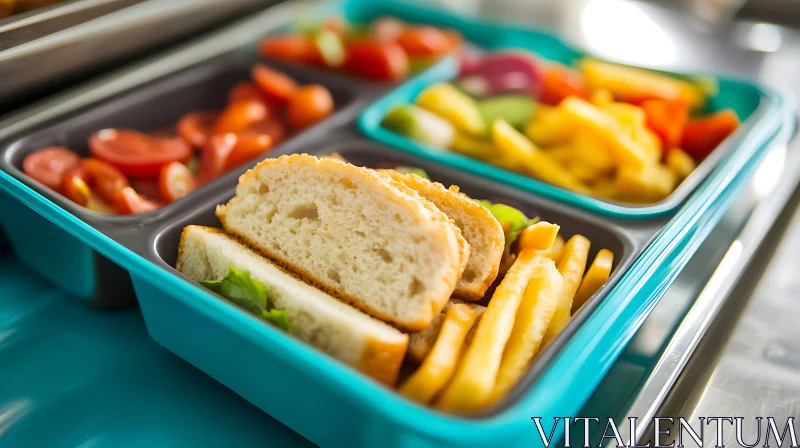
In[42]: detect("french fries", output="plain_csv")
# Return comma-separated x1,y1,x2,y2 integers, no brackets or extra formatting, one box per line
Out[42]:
572,249,614,314
518,221,561,251
435,243,554,413
542,234,591,347
399,304,477,404
489,258,563,402
560,97,649,170
665,148,697,181
492,119,591,194
537,234,565,262
407,300,486,363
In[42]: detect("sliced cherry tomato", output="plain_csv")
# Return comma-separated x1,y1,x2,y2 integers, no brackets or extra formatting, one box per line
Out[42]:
397,26,458,57
681,109,740,159
89,129,192,178
344,39,408,81
371,17,405,42
80,158,130,204
130,178,161,201
246,120,288,146
158,161,197,203
258,35,322,66
228,82,263,104
539,65,587,106
223,134,273,172
641,100,690,150
23,147,80,190
60,167,91,207
178,110,219,149
198,133,237,184
287,84,334,131
213,99,270,136
115,186,161,215
251,64,300,104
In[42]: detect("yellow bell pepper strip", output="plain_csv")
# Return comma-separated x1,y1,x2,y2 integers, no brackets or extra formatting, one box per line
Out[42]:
665,148,697,181
399,303,477,405
542,234,590,347
415,83,486,136
580,59,705,110
450,131,520,171
560,97,650,169
571,248,614,314
492,119,590,194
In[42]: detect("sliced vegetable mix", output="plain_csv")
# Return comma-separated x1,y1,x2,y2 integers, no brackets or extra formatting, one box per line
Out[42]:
382,49,741,204
22,65,336,214
259,16,462,81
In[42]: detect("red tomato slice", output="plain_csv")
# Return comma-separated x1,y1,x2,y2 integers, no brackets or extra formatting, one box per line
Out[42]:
130,178,161,201
23,147,80,190
213,99,270,136
198,133,237,184
245,120,288,146
371,17,405,42
115,187,161,215
397,26,458,57
80,158,130,205
228,82,263,104
178,111,219,149
344,39,408,81
258,35,322,66
251,64,300,104
158,161,197,203
60,167,91,207
89,129,192,178
539,65,587,106
223,134,273,172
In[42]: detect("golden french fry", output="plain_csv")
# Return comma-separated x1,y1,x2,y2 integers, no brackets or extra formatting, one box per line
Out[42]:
518,221,560,251
524,105,576,147
590,89,614,107
665,148,697,181
538,235,565,262
560,97,649,170
407,300,485,363
615,163,677,203
435,248,543,413
572,249,614,314
590,179,618,200
399,304,477,404
571,132,615,172
492,119,591,194
489,258,564,403
542,235,591,347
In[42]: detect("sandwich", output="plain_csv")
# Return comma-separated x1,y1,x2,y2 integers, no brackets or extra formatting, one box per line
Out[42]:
216,154,467,331
381,169,505,300
177,225,409,386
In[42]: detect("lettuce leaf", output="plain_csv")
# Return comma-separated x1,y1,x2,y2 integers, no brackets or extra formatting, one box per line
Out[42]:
478,200,539,250
200,266,290,332
395,166,430,179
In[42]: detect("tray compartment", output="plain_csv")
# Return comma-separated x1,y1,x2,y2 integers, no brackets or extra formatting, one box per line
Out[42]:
0,48,359,306
131,139,637,447
356,15,780,219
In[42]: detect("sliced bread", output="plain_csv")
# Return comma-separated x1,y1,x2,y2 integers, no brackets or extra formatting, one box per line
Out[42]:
407,298,486,363
382,170,505,300
176,225,409,386
216,154,466,331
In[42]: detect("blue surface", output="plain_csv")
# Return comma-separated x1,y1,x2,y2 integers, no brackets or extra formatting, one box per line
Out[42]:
0,253,313,448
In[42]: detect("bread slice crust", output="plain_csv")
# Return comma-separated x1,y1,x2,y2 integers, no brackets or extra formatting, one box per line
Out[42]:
382,170,505,300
